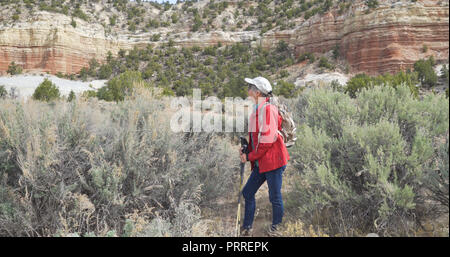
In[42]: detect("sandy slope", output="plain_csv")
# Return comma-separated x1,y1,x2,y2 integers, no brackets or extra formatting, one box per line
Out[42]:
0,74,106,100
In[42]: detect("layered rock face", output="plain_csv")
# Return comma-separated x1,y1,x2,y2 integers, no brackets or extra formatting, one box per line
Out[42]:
0,10,260,75
0,1,448,76
0,12,130,75
263,1,449,75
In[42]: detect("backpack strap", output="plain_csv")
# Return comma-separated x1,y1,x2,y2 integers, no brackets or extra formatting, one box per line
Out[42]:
255,101,271,152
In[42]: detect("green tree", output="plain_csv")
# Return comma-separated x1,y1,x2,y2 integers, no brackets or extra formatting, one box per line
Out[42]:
88,58,99,77
97,70,144,102
345,73,373,98
441,64,449,86
98,64,113,79
109,15,117,26
7,61,22,75
171,13,178,24
71,18,76,28
32,78,60,102
345,71,419,98
332,44,340,60
414,57,437,88
192,13,203,32
318,57,335,70
274,80,299,98
0,85,7,99
366,0,379,9
276,40,289,53
67,90,76,102
73,8,88,21
151,33,161,42
79,67,89,81
298,52,315,63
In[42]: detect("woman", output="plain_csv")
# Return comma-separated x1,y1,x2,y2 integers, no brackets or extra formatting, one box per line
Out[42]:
239,76,290,236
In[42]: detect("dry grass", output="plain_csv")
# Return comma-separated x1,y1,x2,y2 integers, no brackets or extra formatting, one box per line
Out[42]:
0,84,448,237
0,90,238,237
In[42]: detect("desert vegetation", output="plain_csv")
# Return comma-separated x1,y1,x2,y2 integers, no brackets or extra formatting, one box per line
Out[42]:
0,80,448,237
285,84,448,236
0,0,448,238
7,62,22,76
72,41,445,103
0,87,239,237
78,41,297,100
0,0,370,34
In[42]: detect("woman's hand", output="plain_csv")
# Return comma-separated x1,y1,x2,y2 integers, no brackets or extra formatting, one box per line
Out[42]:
240,153,247,163
239,149,247,163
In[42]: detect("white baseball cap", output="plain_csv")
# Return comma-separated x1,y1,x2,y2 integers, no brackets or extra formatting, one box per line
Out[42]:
244,77,272,95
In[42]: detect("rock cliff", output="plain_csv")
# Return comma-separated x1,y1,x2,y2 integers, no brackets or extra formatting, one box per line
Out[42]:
262,0,449,75
0,11,130,75
0,0,448,76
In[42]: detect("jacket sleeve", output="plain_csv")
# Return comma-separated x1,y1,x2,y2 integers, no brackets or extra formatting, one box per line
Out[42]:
247,104,278,162
247,142,272,161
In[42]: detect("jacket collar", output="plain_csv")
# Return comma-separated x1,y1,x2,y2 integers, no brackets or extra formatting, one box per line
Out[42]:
255,97,270,114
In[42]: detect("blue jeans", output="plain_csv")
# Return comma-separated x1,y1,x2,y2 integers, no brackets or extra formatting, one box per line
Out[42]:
242,165,286,229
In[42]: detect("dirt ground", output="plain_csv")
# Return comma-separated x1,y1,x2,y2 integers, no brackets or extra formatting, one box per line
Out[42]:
203,164,287,237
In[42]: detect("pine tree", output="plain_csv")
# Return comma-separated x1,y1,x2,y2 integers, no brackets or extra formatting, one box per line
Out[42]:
32,78,60,102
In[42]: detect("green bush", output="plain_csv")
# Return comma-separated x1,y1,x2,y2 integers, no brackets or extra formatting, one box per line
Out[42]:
344,73,373,98
88,58,99,77
0,86,7,99
318,57,334,70
274,80,300,98
98,64,113,80
32,78,60,102
0,93,237,236
345,72,419,98
440,64,449,86
423,135,449,210
366,0,379,9
67,90,76,102
192,13,203,32
97,70,145,102
73,8,88,21
414,57,437,88
288,84,449,236
79,67,89,81
332,44,340,59
128,21,136,32
70,18,76,28
7,62,22,75
109,15,117,26
151,33,161,42
171,13,178,24
297,52,315,63
276,40,289,53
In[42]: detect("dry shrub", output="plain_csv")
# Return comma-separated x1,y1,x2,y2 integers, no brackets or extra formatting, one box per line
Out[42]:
281,220,329,237
287,84,449,236
0,90,237,236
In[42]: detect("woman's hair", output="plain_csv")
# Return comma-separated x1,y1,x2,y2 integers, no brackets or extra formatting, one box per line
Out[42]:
250,85,272,97
249,84,274,103
259,89,273,99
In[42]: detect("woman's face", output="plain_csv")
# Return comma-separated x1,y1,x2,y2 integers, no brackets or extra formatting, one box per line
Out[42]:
247,85,261,102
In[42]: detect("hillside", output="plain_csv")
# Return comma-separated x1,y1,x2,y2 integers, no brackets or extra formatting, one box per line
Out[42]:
0,0,448,77
0,0,449,238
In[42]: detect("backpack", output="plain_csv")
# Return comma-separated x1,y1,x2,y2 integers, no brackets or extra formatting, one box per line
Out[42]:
257,97,297,148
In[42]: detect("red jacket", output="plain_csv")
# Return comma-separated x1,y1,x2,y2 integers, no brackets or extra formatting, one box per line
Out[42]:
247,98,290,173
